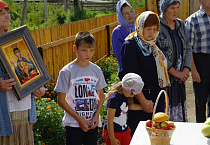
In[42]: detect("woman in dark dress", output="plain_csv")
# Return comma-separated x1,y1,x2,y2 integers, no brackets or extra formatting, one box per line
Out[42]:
121,11,170,137
156,0,192,122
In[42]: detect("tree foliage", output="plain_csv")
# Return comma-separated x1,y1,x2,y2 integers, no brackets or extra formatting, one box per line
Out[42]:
3,0,144,31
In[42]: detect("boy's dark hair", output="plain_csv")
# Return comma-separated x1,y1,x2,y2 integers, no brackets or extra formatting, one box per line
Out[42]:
75,31,95,49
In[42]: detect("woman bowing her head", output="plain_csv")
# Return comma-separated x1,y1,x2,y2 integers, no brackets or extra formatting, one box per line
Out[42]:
121,11,170,137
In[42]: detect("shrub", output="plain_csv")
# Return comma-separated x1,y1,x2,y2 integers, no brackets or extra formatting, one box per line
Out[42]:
95,54,119,144
126,0,145,9
33,98,65,145
4,0,67,30
95,53,119,92
42,78,58,102
66,6,98,22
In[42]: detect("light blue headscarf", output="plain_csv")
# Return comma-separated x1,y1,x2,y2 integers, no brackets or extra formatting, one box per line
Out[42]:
116,0,135,33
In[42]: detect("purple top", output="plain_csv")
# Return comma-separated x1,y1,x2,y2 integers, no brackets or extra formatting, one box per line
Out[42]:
112,25,130,72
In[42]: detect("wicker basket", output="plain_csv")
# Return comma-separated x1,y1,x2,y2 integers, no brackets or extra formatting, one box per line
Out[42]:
146,90,175,145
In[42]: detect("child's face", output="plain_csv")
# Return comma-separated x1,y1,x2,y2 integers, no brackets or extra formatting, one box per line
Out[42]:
122,87,135,98
74,43,95,63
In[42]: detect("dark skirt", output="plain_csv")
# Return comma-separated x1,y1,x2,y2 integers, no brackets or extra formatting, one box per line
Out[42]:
167,80,188,122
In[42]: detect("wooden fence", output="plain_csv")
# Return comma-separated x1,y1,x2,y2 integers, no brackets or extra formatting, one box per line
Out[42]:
30,7,145,79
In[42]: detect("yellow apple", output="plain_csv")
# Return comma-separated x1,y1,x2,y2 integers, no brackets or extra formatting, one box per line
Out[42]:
167,121,175,127
153,121,160,127
204,117,210,125
201,125,210,138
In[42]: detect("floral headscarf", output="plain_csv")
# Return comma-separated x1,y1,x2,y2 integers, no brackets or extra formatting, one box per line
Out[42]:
125,11,170,88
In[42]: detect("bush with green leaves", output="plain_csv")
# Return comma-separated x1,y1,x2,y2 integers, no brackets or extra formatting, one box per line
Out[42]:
66,6,98,22
95,54,119,144
43,78,58,102
127,0,145,9
3,0,116,31
4,0,145,31
3,0,67,30
95,53,119,92
33,98,65,145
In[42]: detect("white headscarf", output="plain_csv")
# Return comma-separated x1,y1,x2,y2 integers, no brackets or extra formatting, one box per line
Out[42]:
125,11,170,88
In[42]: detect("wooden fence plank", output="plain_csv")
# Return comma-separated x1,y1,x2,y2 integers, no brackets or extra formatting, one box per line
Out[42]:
146,0,158,14
179,0,189,20
43,28,53,76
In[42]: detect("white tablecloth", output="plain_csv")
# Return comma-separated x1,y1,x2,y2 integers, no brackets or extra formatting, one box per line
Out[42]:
130,121,210,145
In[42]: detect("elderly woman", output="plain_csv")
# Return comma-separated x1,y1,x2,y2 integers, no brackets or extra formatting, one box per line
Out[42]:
121,11,170,137
112,0,135,80
0,1,45,144
156,0,192,122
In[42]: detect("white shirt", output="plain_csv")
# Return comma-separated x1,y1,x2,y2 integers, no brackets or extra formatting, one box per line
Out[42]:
7,90,31,112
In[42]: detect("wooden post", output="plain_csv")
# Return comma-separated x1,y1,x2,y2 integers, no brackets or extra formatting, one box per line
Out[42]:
145,0,158,14
112,0,115,11
156,0,160,15
74,0,80,7
192,0,200,14
44,0,48,22
20,0,28,26
64,0,67,12
145,0,148,10
106,25,111,57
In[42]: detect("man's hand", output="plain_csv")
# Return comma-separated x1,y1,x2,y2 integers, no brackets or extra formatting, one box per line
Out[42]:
191,55,201,83
0,78,16,91
191,70,201,83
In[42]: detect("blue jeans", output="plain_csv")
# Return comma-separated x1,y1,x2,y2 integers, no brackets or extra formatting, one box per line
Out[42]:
65,126,98,145
193,53,210,123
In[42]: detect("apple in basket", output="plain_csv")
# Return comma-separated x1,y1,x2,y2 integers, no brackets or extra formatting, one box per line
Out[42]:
160,121,168,128
153,121,160,127
146,120,152,127
201,117,210,138
146,112,175,130
168,121,175,127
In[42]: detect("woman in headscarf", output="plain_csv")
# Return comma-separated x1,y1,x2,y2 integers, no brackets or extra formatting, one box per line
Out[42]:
121,11,170,137
156,0,192,122
0,1,45,144
112,0,135,80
